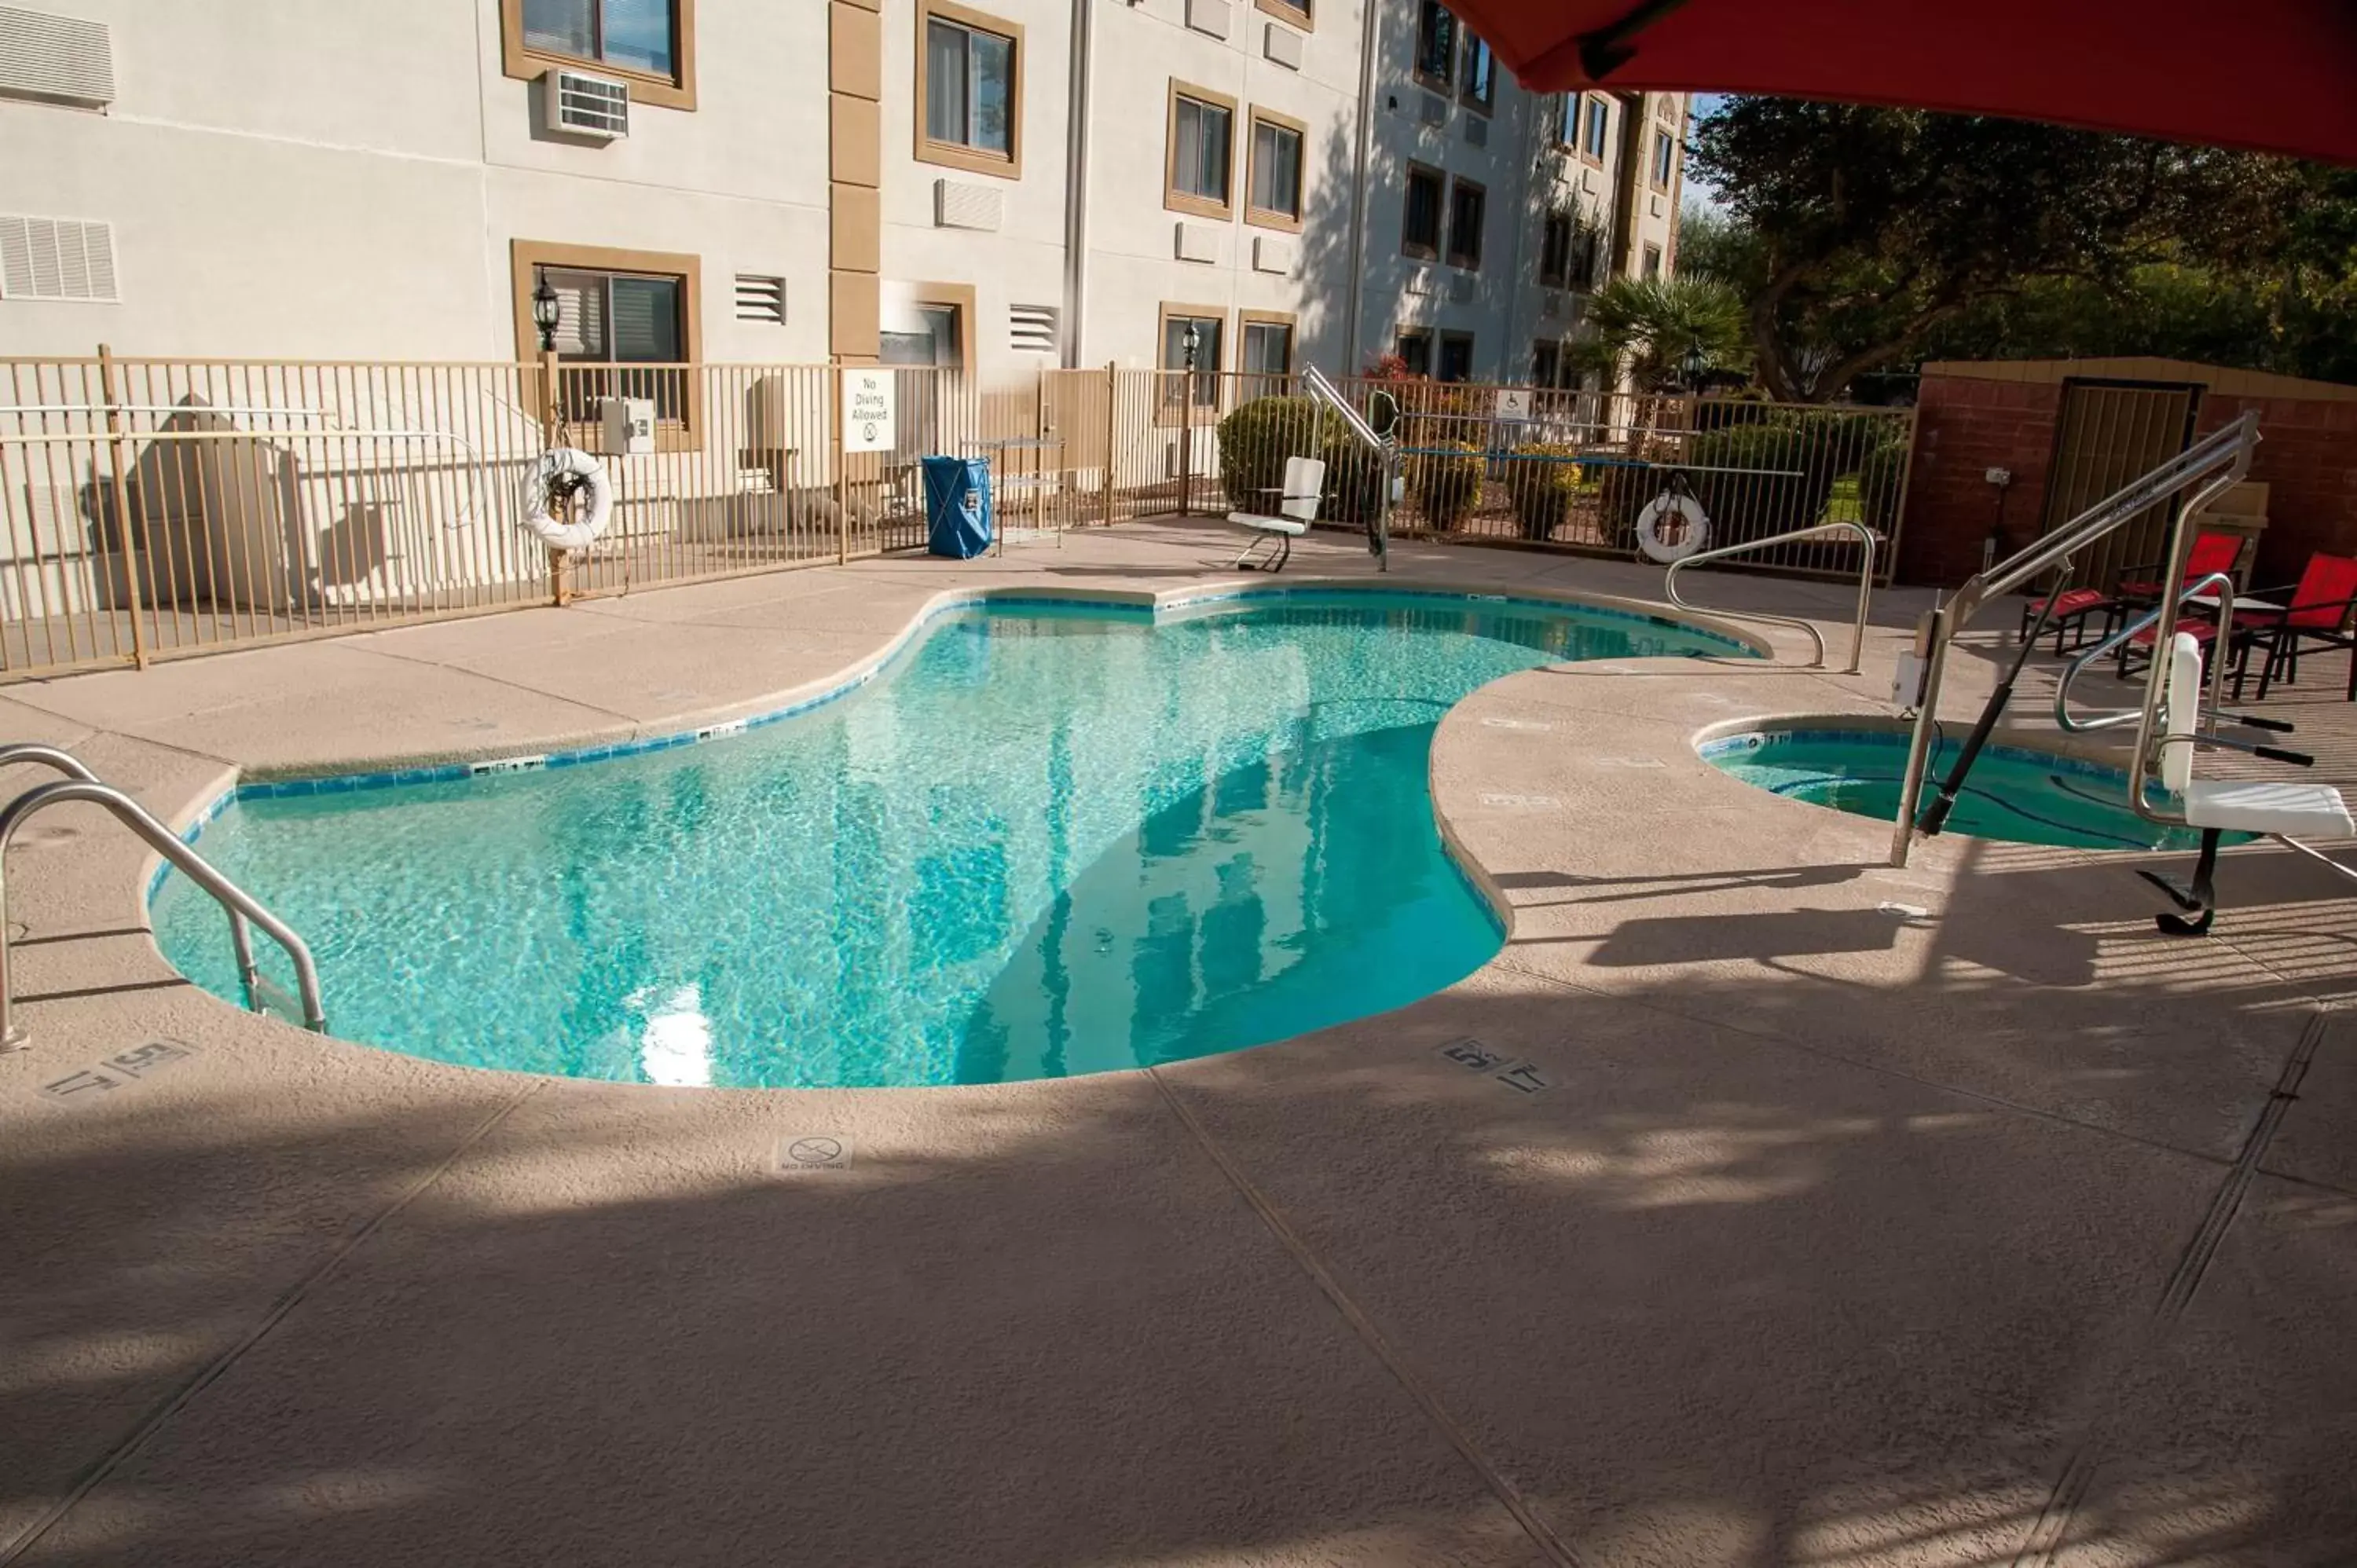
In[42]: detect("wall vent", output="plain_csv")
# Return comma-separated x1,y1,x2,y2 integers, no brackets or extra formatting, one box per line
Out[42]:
1251,236,1292,275
1009,303,1058,353
541,68,629,139
1417,92,1446,126
1405,267,1435,297
1262,21,1303,69
735,273,786,325
1185,0,1231,38
1447,273,1475,303
0,214,117,302
934,179,1003,231
1463,114,1489,148
1174,222,1219,265
0,6,113,106
1539,289,1563,319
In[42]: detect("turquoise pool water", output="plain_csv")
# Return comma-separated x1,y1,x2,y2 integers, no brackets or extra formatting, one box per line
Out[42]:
1700,728,2237,852
155,591,1743,1088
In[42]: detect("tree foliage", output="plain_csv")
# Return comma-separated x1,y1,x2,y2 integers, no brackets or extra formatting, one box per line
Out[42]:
1688,99,2310,401
1580,274,1752,392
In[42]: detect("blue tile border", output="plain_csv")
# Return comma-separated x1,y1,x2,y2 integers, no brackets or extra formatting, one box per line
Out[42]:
164,583,1755,872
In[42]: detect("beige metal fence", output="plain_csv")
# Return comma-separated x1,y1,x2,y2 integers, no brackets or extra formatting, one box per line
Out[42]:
1,351,1915,681
1108,368,1916,580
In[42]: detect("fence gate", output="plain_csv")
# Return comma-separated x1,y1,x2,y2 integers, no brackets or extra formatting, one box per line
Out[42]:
2038,378,2201,592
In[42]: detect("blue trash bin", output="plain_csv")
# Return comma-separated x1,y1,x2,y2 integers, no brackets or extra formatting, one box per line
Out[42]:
922,455,993,559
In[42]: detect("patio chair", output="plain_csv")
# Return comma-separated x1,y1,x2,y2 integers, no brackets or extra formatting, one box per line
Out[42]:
1226,455,1323,572
2115,614,2267,699
2244,551,2357,702
2016,585,2112,654
2104,530,2245,633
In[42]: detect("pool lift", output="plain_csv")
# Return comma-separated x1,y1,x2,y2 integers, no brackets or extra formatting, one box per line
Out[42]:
1890,410,2357,933
1225,367,1400,573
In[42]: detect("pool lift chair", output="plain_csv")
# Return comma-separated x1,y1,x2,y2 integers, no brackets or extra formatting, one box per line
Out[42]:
1225,366,1399,573
1892,409,2357,932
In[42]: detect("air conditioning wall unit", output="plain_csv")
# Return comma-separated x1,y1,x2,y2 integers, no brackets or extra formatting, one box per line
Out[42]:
542,68,629,140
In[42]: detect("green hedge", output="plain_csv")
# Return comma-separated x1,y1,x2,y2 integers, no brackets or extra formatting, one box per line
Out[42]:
1407,441,1484,531
1855,438,1911,533
1504,444,1583,541
1215,394,1386,525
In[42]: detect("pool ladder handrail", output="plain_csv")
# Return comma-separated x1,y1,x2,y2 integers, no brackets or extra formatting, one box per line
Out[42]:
1301,365,1397,573
0,743,325,1049
1662,519,1879,673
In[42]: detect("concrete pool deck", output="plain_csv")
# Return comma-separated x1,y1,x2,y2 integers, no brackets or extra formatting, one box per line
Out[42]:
2,518,2352,1566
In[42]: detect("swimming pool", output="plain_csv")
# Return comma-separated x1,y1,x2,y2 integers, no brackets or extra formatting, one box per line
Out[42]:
154,589,1746,1088
1699,725,2239,853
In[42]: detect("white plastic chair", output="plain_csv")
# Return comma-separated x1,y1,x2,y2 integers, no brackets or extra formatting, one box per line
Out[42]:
1225,455,1324,572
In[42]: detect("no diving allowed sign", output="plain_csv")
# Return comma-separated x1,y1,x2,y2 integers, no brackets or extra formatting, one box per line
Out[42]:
842,371,896,454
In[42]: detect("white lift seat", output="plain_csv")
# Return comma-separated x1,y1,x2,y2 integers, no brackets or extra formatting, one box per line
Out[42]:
1226,455,1324,571
2183,779,2356,838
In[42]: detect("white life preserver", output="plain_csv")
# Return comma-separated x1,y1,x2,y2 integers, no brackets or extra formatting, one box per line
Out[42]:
1634,492,1711,563
519,446,613,551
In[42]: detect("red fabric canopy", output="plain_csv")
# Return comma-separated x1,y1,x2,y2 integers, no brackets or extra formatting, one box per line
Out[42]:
1454,0,2357,166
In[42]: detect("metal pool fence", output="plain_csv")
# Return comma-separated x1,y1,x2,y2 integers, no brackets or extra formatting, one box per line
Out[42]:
0,350,1913,680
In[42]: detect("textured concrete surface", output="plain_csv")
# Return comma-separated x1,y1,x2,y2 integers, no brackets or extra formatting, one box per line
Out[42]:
2,518,2350,1566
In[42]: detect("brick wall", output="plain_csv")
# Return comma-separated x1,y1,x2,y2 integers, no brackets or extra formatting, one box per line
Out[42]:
2192,394,2357,585
1898,371,2357,588
1893,373,2062,584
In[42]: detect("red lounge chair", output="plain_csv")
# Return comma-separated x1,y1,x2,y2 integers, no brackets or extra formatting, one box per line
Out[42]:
2246,553,2357,702
2117,615,2264,699
2112,531,2245,611
2017,586,2111,654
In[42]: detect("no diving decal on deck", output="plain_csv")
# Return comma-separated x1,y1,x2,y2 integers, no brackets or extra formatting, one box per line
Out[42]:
38,1039,200,1105
1434,1038,1554,1095
775,1134,856,1172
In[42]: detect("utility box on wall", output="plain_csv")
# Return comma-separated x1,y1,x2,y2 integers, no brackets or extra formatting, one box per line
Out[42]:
603,397,656,456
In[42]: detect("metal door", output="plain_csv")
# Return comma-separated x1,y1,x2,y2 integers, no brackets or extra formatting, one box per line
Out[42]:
2038,379,2201,593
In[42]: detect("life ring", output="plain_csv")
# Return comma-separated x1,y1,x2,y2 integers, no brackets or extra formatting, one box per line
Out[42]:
519,446,613,551
1635,492,1710,563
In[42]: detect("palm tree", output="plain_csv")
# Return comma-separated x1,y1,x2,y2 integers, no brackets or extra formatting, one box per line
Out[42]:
1579,275,1752,393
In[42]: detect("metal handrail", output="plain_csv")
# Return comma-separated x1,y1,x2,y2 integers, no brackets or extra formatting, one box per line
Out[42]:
0,779,325,1047
1889,410,2261,865
0,743,102,785
1299,365,1396,573
1662,520,1879,673
2053,572,2238,733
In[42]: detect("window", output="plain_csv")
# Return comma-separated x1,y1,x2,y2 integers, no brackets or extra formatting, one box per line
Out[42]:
920,5,1021,175
1644,243,1663,278
511,241,702,439
1459,33,1494,110
1446,177,1485,270
1557,92,1582,147
1402,163,1443,257
1584,97,1609,159
1437,332,1474,384
880,283,977,374
1166,83,1235,217
1255,0,1311,27
881,306,961,367
1413,0,1456,87
1395,328,1432,378
1651,127,1676,189
1247,110,1306,229
1574,226,1601,289
1532,341,1560,387
1539,211,1573,288
504,0,694,108
1159,306,1223,416
1241,313,1295,398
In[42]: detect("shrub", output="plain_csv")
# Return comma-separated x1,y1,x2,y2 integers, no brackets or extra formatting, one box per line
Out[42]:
1407,441,1484,532
1505,444,1582,541
1216,395,1329,512
1854,438,1912,533
1682,419,1839,542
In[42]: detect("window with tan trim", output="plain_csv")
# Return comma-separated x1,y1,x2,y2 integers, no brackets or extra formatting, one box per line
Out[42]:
1239,310,1296,397
917,0,1024,178
1582,96,1609,162
1651,126,1676,190
1458,32,1494,112
1538,211,1573,288
1157,303,1225,420
501,0,695,112
1166,82,1237,219
1401,163,1443,258
511,240,703,448
1436,331,1474,383
1245,108,1307,232
1446,176,1486,270
1254,0,1311,31
1556,92,1582,148
1395,328,1431,377
880,282,977,376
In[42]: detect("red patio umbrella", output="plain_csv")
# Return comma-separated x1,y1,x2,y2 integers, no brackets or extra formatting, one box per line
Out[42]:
1456,0,2357,165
